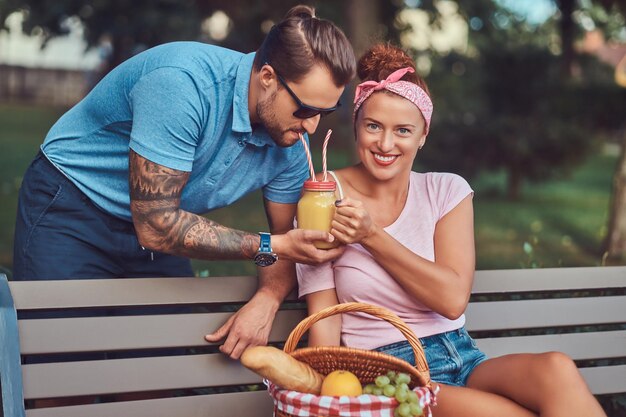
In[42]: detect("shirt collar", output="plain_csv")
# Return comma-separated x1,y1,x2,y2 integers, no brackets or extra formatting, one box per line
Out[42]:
232,52,274,147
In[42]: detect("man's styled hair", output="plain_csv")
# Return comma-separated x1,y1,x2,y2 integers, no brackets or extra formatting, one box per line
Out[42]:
253,5,356,87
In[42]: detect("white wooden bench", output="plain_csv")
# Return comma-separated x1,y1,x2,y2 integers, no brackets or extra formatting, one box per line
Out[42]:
1,266,625,417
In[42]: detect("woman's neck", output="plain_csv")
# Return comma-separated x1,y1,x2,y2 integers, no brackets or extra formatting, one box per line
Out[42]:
349,164,411,201
338,164,411,228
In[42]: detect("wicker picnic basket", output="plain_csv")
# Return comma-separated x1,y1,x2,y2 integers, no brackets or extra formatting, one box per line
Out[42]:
272,302,433,417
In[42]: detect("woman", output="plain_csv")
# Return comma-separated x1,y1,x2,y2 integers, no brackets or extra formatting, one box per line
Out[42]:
296,43,606,417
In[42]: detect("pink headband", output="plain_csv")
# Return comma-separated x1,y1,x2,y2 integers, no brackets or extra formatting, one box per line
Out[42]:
353,67,433,134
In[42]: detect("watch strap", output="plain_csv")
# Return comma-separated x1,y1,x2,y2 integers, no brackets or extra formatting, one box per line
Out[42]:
258,232,272,253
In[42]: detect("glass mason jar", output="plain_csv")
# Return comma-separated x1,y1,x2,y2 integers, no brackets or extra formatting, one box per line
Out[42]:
296,180,339,249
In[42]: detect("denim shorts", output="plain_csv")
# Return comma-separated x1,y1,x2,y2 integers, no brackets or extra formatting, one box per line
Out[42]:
374,327,488,387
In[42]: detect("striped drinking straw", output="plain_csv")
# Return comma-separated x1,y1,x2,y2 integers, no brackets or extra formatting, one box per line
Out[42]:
322,129,332,182
298,133,316,181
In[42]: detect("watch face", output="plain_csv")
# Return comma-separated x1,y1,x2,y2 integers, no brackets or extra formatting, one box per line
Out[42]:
254,253,277,267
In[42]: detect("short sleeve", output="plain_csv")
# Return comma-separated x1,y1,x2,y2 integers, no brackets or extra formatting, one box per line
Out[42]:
432,173,474,220
296,261,336,299
129,67,205,172
262,136,311,204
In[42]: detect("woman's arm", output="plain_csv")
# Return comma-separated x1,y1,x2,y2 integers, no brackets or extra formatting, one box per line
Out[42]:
332,195,475,320
305,289,342,347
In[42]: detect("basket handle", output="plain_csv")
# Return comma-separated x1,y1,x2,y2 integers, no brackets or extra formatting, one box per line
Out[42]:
283,302,429,380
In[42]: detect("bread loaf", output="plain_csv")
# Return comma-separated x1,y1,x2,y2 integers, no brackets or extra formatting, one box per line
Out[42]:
240,346,323,394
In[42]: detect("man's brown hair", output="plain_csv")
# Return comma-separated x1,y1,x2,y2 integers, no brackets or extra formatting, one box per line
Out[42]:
253,5,356,87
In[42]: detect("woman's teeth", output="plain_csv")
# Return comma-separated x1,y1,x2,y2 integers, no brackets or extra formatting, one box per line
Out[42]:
374,154,396,162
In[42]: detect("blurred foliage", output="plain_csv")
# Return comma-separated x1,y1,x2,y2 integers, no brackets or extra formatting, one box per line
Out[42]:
409,0,626,199
0,0,404,72
1,0,625,220
422,44,626,199
0,102,618,274
415,1,626,58
198,1,404,55
0,0,623,199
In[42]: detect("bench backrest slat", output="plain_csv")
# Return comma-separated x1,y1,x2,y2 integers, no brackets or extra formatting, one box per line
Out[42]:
579,365,626,395
22,357,626,404
18,311,306,354
24,391,274,417
465,295,626,331
476,330,626,360
471,266,626,293
22,354,261,399
20,297,625,356
8,277,276,310
10,267,625,310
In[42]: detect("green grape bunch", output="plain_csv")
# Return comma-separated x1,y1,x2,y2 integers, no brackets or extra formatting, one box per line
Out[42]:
363,371,424,417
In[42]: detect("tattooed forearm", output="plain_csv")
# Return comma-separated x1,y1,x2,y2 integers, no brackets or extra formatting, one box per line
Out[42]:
180,219,259,260
129,150,259,259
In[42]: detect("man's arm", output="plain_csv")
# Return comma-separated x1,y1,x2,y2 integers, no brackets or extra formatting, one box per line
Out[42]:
205,198,298,359
130,150,344,265
130,150,343,358
129,150,260,259
258,197,299,300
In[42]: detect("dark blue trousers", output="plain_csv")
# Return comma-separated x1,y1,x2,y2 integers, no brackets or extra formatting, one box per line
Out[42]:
13,151,193,280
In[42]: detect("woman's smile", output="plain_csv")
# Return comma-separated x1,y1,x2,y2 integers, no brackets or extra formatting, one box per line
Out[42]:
372,152,399,166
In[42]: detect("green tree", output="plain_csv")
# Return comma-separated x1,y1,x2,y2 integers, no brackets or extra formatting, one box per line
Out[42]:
407,0,624,201
0,0,403,135
0,0,403,76
554,0,626,77
423,46,604,200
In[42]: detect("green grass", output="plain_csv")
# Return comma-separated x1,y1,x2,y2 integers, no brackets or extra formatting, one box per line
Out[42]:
473,152,618,269
0,104,66,271
0,104,621,276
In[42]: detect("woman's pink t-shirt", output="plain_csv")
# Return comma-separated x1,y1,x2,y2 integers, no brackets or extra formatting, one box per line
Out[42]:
296,171,473,350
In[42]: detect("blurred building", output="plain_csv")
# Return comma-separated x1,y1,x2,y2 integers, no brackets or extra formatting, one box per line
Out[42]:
0,12,101,106
579,30,626,87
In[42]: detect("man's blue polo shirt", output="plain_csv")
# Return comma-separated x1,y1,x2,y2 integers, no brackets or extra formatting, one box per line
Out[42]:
41,42,310,221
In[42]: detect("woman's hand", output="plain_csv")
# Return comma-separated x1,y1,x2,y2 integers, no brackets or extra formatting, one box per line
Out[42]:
331,197,378,245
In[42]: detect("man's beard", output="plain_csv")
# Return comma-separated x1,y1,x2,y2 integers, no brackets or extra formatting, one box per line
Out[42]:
257,92,298,148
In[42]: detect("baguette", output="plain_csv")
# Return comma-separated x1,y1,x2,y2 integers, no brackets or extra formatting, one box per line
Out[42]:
240,346,323,394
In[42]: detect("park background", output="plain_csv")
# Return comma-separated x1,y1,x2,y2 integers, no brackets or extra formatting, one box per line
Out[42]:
0,0,625,415
2,0,625,278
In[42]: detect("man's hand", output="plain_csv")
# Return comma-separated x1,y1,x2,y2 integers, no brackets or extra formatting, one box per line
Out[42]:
273,229,345,265
204,290,279,360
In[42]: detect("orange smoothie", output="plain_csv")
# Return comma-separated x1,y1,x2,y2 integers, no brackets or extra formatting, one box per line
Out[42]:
297,180,339,249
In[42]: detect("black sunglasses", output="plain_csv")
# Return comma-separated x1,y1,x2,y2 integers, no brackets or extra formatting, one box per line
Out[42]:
270,66,341,119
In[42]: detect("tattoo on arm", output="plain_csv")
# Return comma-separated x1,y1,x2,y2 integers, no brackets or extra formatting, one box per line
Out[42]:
129,150,258,259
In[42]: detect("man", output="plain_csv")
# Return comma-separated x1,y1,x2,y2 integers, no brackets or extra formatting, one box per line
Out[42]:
13,5,356,359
